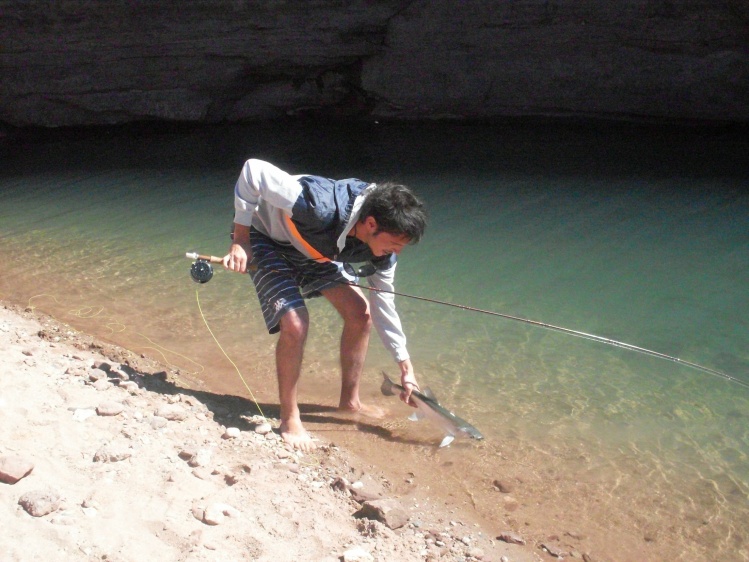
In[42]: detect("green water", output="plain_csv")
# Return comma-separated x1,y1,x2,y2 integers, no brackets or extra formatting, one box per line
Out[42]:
1,121,748,560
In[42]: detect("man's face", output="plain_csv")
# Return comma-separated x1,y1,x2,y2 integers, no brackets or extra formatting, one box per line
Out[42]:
368,231,411,257
357,216,410,256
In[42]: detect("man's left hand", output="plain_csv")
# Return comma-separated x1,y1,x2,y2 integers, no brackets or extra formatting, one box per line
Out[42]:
398,358,419,407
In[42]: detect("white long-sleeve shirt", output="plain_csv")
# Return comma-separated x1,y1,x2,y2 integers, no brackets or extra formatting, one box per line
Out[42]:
234,158,410,363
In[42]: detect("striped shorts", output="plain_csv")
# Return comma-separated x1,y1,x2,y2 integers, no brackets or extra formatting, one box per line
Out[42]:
248,227,347,334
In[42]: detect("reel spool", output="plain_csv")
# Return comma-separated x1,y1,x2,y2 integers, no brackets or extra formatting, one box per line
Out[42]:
190,259,214,283
186,252,223,284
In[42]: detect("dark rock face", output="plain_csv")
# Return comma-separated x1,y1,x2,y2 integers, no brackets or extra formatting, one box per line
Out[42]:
1,1,747,127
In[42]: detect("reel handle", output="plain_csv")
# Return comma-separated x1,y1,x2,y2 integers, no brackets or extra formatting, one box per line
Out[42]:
185,252,223,264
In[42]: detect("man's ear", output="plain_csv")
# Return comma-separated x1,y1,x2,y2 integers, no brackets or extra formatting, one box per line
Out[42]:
363,216,379,232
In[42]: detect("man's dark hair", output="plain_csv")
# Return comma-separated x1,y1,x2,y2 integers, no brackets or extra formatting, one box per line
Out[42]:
359,182,427,244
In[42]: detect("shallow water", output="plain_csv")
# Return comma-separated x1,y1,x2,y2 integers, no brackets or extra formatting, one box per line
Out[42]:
1,121,747,560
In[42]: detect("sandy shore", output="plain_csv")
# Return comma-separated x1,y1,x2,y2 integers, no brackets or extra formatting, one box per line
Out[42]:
0,301,545,562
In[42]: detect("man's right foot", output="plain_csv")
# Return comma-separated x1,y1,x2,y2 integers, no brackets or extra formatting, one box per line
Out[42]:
279,418,317,452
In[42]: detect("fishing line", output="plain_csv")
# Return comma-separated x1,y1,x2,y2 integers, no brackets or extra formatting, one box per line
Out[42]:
186,253,748,390
194,288,267,420
135,332,206,375
27,293,204,379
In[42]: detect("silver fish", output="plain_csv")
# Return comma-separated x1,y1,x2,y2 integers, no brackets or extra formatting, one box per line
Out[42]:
380,372,484,447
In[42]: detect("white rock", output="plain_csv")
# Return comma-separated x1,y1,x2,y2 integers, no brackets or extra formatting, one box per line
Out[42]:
224,427,241,439
203,502,240,525
119,381,139,393
342,546,374,562
188,448,213,467
154,404,188,421
96,401,124,416
72,408,96,422
254,422,272,435
93,379,111,391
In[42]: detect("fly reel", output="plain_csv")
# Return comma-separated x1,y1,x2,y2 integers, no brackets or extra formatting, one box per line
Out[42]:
190,259,214,284
186,252,223,284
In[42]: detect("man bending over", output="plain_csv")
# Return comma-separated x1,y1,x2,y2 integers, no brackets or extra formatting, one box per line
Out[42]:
223,159,427,451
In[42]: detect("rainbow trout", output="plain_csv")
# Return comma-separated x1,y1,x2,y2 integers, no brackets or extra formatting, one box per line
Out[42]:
381,372,484,447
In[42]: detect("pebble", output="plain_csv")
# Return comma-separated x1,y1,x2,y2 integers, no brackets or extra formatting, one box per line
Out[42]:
188,448,213,467
203,502,240,525
93,444,132,463
93,379,111,391
254,422,272,435
154,404,188,421
119,380,139,393
541,541,568,558
89,368,108,381
342,546,374,562
72,408,96,422
224,427,241,439
96,401,124,416
0,455,35,484
355,499,409,530
110,368,129,381
497,531,525,545
18,489,62,517
493,479,513,493
192,467,213,480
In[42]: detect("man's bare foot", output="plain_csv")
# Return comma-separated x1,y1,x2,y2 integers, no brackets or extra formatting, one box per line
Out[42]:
338,402,387,419
279,417,317,452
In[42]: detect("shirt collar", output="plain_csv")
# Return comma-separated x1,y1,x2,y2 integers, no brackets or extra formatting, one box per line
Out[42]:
337,183,376,252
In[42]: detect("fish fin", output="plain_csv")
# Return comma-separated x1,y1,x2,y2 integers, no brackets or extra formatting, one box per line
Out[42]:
380,372,397,396
439,435,455,448
408,411,425,422
422,387,439,403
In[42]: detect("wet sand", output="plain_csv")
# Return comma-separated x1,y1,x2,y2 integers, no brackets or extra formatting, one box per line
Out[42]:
1,300,541,562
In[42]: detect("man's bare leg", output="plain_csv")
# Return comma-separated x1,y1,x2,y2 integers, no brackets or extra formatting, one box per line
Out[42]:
276,307,316,451
322,284,377,414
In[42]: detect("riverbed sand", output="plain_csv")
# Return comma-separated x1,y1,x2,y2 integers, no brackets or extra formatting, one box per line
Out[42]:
0,302,541,562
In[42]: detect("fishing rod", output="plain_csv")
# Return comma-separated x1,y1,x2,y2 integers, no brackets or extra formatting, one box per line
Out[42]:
185,252,748,389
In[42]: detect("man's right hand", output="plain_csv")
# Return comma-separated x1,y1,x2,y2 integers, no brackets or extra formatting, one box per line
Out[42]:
224,223,252,273
223,244,249,273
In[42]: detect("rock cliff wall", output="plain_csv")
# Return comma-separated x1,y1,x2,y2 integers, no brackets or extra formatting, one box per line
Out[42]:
1,0,747,127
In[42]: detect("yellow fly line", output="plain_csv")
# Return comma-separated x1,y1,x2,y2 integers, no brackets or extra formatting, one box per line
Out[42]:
195,288,267,421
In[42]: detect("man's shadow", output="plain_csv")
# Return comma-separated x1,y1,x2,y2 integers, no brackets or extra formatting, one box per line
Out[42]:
115,363,426,446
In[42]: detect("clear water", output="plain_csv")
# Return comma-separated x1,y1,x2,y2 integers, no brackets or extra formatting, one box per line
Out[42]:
1,121,747,560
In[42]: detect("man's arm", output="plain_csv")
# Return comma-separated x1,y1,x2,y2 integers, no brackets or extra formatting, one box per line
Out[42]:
223,223,252,273
227,158,302,272
233,159,302,227
368,263,420,405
